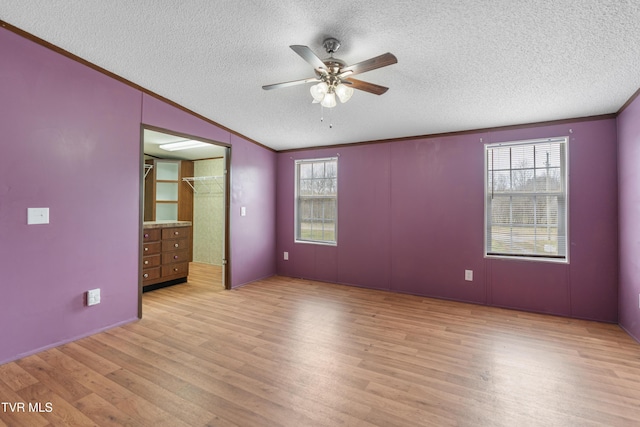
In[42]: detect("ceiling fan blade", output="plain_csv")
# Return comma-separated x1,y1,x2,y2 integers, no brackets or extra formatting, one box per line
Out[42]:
262,76,321,90
290,45,327,73
344,78,389,95
339,52,397,77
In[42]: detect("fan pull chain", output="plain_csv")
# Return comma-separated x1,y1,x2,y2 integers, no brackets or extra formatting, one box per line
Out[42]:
318,106,333,129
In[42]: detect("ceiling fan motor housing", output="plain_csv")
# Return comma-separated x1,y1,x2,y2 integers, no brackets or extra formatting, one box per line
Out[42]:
317,58,346,78
320,38,346,83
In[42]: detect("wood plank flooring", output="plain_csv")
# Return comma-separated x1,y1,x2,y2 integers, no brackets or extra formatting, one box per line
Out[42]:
2,262,640,426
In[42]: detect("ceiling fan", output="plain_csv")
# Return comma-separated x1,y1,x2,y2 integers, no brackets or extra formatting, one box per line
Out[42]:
262,38,397,108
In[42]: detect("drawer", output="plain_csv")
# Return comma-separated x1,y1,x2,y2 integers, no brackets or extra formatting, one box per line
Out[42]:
143,241,161,255
162,238,189,252
142,267,161,281
162,227,190,240
162,262,189,277
142,254,161,268
143,228,161,242
162,250,189,265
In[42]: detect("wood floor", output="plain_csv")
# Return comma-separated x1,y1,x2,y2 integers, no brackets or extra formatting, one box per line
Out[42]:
2,263,640,426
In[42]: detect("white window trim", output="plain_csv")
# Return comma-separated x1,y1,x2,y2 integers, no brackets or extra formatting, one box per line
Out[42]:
294,157,338,246
484,137,569,263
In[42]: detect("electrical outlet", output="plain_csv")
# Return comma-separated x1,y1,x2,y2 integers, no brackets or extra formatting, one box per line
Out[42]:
465,270,473,281
284,252,289,260
87,288,101,306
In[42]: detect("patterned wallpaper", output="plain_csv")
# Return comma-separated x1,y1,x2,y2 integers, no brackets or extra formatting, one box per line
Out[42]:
193,158,225,265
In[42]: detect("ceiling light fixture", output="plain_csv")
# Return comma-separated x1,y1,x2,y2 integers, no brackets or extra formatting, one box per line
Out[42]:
310,81,353,108
159,140,209,151
263,37,396,108
262,37,397,127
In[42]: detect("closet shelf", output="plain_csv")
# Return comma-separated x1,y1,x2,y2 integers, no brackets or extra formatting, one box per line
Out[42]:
182,176,224,194
144,164,154,179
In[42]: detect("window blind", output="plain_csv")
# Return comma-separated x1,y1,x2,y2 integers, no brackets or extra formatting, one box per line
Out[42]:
295,158,338,245
485,138,567,259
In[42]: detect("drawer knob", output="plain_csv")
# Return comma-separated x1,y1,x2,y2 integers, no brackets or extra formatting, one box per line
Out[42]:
143,273,149,278
144,233,149,238
174,255,178,259
174,268,179,272
144,247,149,252
174,231,179,235
174,243,179,248
144,260,149,265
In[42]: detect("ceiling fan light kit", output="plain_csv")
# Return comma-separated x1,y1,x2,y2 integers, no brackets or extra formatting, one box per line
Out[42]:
310,82,353,108
263,37,397,111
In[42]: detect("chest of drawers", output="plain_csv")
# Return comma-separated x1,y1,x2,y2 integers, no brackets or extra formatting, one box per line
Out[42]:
142,222,192,290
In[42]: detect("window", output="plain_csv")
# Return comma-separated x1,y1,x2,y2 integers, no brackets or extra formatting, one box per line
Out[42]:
295,157,338,245
485,137,568,261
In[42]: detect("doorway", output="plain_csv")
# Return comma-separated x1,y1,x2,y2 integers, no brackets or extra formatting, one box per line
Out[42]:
138,125,231,316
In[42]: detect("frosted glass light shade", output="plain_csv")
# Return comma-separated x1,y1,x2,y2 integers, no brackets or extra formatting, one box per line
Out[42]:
321,92,337,108
335,83,354,103
310,82,328,102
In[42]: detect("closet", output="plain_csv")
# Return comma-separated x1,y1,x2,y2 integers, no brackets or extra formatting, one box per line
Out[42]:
142,159,194,291
142,128,228,292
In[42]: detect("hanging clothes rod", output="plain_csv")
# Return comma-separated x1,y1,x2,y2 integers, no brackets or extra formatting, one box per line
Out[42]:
182,176,224,193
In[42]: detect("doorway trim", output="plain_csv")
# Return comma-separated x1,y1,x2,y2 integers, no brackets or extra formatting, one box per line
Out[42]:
138,124,232,318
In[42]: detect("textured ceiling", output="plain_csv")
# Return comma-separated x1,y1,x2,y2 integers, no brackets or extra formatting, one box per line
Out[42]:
2,1,640,151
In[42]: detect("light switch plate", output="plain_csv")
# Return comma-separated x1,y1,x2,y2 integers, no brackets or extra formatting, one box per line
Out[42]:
87,288,101,306
241,206,246,216
465,270,473,281
27,207,49,225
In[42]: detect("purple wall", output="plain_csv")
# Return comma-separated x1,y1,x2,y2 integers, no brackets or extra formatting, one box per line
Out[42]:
0,27,277,364
141,96,277,287
617,96,640,341
227,134,277,286
277,119,619,322
0,28,141,364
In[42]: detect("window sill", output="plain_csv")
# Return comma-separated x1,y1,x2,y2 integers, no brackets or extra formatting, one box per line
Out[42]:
295,239,337,247
485,254,568,264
